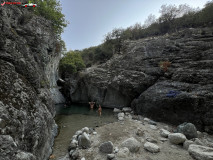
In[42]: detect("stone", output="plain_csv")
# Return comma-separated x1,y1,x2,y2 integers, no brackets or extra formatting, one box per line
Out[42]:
99,141,114,154
160,138,168,142
176,122,198,139
81,158,86,160
183,140,194,150
75,130,83,136
117,147,130,158
114,147,119,153
168,133,186,144
118,117,124,121
118,112,125,118
136,128,144,137
16,151,36,160
160,129,170,138
69,140,78,150
146,137,158,144
197,131,203,138
121,137,141,153
150,125,158,130
0,118,6,128
93,132,97,135
194,138,204,146
82,127,89,134
188,144,213,160
71,149,80,160
144,118,150,122
148,120,157,125
144,142,160,153
113,108,121,113
122,107,132,112
78,132,91,149
107,154,115,160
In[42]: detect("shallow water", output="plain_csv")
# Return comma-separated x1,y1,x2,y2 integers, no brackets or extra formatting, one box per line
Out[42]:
52,104,117,159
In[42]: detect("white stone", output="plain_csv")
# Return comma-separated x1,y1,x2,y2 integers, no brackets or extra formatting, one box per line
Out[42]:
144,118,150,122
144,142,160,153
113,108,121,113
82,127,89,134
118,117,124,121
168,133,186,144
160,129,170,138
75,130,82,136
92,132,97,135
188,144,213,160
81,158,86,160
118,112,125,118
122,107,132,112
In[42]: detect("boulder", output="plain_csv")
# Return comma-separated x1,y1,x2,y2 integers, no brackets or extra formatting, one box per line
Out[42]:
107,154,115,160
117,147,130,158
113,108,121,113
188,144,213,160
176,122,198,139
122,107,132,112
99,141,114,154
118,112,125,118
183,140,194,150
168,133,186,144
81,127,89,134
69,140,78,150
75,130,83,136
160,129,170,138
78,132,91,149
144,142,160,153
148,120,157,125
121,137,141,153
71,149,80,160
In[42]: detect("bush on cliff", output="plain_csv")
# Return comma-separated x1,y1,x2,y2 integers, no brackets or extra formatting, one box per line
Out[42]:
33,0,67,36
59,51,85,78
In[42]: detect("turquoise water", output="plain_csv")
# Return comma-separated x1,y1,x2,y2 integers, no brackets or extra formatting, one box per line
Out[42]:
52,104,117,159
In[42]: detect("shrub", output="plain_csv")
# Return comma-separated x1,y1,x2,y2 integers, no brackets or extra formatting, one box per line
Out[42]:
59,51,86,78
33,0,68,36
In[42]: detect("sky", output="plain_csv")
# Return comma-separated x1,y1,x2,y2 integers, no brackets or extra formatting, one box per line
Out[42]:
59,0,208,51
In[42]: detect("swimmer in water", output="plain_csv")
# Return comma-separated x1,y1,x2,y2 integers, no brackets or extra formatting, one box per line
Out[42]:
89,101,95,109
98,105,102,116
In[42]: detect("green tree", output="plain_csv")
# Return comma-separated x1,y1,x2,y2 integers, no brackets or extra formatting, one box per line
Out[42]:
33,0,68,36
59,51,85,78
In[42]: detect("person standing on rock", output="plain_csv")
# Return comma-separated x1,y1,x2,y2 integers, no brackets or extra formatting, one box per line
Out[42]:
98,105,102,116
89,101,95,109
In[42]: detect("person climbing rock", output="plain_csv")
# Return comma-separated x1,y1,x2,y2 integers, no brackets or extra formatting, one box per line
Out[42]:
98,105,102,116
89,101,95,109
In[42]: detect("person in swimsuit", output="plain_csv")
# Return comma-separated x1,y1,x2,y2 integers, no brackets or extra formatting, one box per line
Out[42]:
98,105,102,116
89,101,95,109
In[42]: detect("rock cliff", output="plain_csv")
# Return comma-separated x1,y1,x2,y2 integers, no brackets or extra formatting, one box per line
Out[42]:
0,1,64,159
65,27,213,134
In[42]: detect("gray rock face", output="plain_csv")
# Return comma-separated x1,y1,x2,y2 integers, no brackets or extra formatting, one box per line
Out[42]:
99,141,114,154
64,27,213,134
168,133,186,144
188,144,213,160
176,122,198,139
0,3,63,159
121,137,141,153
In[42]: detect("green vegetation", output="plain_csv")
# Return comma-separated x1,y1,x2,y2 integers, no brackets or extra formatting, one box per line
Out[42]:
77,1,213,66
59,51,86,78
33,0,68,36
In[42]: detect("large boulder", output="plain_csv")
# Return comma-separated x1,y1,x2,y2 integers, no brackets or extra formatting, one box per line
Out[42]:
188,144,213,160
168,133,186,144
99,141,114,154
78,132,91,149
121,137,141,153
176,122,198,139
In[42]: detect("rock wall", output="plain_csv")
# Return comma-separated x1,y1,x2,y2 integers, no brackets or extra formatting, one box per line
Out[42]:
66,27,213,133
0,1,64,159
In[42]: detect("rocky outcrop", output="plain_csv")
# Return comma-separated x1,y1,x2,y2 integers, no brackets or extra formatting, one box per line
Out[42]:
65,27,213,133
0,1,64,159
